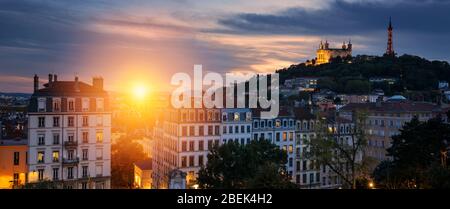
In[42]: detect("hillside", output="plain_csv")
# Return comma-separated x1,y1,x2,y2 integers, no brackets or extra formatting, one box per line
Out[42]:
276,54,450,96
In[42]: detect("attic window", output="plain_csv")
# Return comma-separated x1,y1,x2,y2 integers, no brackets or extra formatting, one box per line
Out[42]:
38,98,46,112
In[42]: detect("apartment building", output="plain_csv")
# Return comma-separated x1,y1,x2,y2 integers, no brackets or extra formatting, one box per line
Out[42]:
339,95,441,167
251,108,297,181
152,107,221,189
27,74,111,189
220,108,252,145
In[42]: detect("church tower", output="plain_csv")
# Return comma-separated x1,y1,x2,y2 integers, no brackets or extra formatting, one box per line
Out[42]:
385,17,395,56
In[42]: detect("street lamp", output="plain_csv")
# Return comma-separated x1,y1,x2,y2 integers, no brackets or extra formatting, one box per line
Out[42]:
368,182,374,189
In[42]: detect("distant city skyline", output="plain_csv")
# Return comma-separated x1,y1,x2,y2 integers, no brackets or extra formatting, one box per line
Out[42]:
1,0,450,92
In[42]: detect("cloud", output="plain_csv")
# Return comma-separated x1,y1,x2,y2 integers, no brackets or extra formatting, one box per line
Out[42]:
217,0,450,35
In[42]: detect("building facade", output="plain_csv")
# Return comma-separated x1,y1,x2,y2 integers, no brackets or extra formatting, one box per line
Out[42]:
27,74,111,189
152,107,221,188
339,96,441,168
0,139,28,189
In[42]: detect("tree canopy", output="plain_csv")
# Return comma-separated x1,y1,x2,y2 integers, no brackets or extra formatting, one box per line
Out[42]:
373,116,450,189
197,139,297,189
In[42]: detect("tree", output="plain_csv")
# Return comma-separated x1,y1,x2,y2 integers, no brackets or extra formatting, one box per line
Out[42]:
197,139,296,189
305,111,369,189
111,135,148,188
373,116,450,188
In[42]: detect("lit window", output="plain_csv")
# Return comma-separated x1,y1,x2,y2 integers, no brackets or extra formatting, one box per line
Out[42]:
96,132,103,143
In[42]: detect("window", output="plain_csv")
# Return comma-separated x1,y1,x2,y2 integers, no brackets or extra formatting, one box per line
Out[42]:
199,111,204,121
247,125,251,133
38,98,46,112
67,167,74,179
189,141,195,151
38,169,44,181
82,116,89,127
181,156,187,167
223,126,227,134
207,140,213,150
302,160,307,171
53,168,59,180
302,174,307,184
276,132,280,142
199,126,204,136
182,126,187,136
289,132,294,141
229,126,233,134
235,126,239,133
289,158,293,167
96,98,104,111
53,98,61,111
310,173,314,183
38,117,45,128
68,116,74,127
198,155,204,166
182,140,187,152
82,182,88,189
68,134,74,142
13,152,19,165
316,172,320,182
241,125,245,133
189,156,194,167
53,117,60,127
82,132,89,143
68,150,74,160
288,145,293,154
38,134,45,145
82,166,88,178
189,126,195,136
282,132,287,141
275,120,281,128
82,149,88,160
198,140,204,151
96,132,103,143
215,125,220,135
68,99,75,111
37,152,45,163
96,148,103,160
208,126,213,135
52,151,59,162
82,98,89,111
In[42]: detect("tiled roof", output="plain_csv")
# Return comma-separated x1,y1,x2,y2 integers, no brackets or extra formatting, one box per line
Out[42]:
34,81,107,96
340,101,440,113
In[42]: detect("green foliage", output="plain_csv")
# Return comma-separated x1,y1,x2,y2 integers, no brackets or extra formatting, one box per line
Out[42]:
304,111,369,189
373,116,450,189
277,54,450,95
23,180,59,189
111,135,149,189
197,139,296,189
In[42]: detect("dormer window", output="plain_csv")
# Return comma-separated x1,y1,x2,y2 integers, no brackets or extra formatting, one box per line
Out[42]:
53,98,61,112
234,112,240,121
38,97,46,112
68,98,75,112
82,98,89,112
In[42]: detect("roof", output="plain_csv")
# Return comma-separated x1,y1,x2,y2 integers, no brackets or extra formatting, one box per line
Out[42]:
34,81,107,96
0,139,28,146
135,159,152,170
340,101,440,113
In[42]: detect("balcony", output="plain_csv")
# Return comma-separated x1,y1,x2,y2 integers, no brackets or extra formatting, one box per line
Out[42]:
62,157,79,166
64,141,78,148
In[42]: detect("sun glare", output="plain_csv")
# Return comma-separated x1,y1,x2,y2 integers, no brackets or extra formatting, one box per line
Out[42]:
132,84,148,100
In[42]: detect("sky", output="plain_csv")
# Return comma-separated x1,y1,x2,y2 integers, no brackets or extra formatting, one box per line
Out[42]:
1,0,450,93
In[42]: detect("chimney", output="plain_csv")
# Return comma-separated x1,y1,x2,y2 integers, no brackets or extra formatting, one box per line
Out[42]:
92,77,104,91
53,74,58,82
33,74,39,92
48,74,53,83
74,76,80,92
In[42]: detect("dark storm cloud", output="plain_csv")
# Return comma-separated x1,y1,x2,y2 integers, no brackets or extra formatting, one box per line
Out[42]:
217,0,450,36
